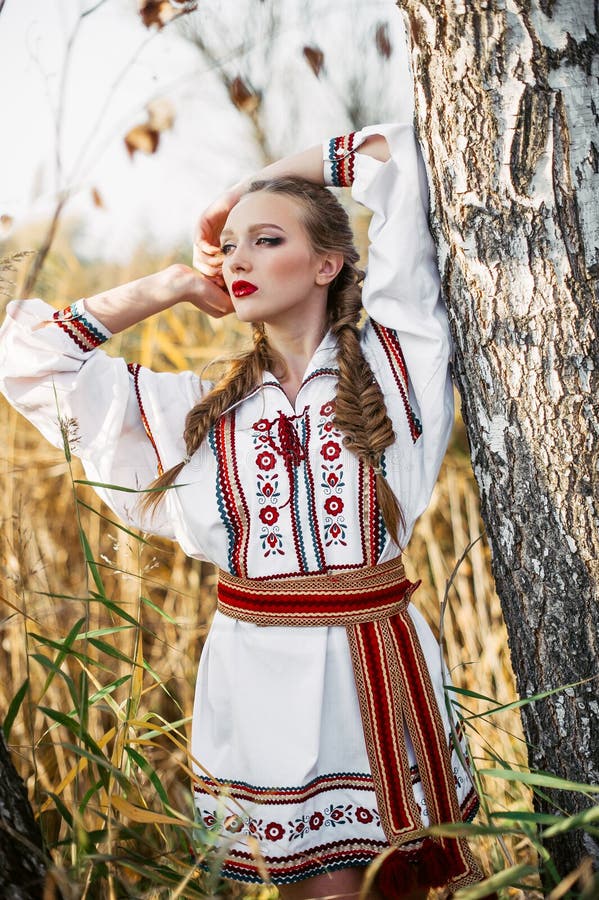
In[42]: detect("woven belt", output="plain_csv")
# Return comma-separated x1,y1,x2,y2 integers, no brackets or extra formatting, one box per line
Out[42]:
216,557,482,890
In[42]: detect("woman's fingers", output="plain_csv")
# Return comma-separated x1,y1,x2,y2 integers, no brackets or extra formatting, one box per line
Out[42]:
193,185,244,269
191,272,234,317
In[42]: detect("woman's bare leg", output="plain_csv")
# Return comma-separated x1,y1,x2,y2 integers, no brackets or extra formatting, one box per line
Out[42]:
278,867,377,900
277,866,428,900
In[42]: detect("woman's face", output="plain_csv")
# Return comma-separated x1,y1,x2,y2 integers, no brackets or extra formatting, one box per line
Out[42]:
220,191,333,330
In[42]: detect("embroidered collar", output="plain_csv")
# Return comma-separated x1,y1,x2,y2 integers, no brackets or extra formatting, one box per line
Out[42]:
216,331,339,418
262,329,339,391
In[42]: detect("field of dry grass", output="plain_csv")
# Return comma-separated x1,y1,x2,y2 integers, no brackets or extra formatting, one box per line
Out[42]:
0,240,543,898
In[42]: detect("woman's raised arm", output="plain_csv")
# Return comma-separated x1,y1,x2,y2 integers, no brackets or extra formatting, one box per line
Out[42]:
83,264,233,335
193,133,390,278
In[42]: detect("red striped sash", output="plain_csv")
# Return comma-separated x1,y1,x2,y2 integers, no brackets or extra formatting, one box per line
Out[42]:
217,557,482,891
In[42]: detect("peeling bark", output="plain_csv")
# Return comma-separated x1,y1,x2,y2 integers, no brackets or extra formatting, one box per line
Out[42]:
397,0,598,879
0,731,47,898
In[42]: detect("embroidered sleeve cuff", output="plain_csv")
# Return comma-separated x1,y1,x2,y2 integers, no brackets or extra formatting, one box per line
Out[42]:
52,299,112,352
323,132,363,187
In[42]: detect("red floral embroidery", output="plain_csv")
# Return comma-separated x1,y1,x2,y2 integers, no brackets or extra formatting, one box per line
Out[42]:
259,479,276,498
320,440,341,461
355,806,373,824
200,801,381,844
325,469,341,488
259,505,279,526
253,418,271,432
256,450,276,471
262,529,284,555
309,812,325,831
224,814,244,833
324,496,344,516
288,802,378,842
265,821,285,841
317,400,348,547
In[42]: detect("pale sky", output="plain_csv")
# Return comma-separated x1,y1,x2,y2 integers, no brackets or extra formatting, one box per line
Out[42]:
0,0,412,260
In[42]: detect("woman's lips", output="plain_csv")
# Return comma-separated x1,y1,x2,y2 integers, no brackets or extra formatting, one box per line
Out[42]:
232,280,258,297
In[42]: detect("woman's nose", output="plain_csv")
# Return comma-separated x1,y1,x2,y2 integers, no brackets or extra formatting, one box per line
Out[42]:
228,246,251,272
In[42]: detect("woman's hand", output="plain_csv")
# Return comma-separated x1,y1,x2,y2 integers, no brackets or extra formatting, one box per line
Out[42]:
193,184,245,286
157,264,234,318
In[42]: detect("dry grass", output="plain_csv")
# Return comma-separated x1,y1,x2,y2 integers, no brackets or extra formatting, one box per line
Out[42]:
0,236,542,897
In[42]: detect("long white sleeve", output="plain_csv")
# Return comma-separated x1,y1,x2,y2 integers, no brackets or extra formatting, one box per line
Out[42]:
0,298,203,538
324,123,454,532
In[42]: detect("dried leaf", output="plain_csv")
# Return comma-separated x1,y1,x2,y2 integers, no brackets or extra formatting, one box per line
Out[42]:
124,98,174,158
110,793,193,825
124,124,160,158
90,188,104,209
375,23,392,59
138,0,197,29
303,46,324,77
229,76,260,113
138,0,175,28
147,97,175,132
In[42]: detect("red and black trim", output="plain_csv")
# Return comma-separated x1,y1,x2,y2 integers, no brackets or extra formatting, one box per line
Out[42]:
52,300,109,352
326,132,359,187
371,321,422,442
127,363,164,476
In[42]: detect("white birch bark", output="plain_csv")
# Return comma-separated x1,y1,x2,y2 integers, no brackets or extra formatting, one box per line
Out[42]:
396,0,599,877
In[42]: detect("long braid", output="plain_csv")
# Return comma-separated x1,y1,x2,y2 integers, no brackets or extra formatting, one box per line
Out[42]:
143,175,403,545
328,262,404,546
141,325,274,515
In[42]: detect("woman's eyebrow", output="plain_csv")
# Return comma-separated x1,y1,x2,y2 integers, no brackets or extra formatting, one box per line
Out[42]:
220,223,287,240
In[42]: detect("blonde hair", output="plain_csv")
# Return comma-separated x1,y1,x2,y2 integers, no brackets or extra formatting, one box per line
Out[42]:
142,177,403,545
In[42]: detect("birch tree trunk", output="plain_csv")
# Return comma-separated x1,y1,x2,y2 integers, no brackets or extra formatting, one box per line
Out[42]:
0,731,47,898
396,0,598,880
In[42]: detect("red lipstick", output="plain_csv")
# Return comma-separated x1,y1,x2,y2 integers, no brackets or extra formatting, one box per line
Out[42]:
232,280,258,297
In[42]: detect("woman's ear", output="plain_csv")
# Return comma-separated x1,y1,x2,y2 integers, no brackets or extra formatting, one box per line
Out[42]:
315,252,344,286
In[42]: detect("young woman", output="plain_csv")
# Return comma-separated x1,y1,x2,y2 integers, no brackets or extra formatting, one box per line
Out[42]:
0,125,483,899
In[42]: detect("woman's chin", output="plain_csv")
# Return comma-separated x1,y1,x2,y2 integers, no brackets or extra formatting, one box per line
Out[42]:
233,307,258,323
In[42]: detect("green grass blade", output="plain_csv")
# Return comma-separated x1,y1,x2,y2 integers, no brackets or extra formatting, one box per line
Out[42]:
37,705,114,790
454,864,539,899
76,497,151,544
36,616,85,699
59,741,129,788
74,625,134,640
543,805,599,837
87,637,137,666
78,777,106,817
140,594,177,625
79,529,106,596
479,768,599,794
3,677,30,740
30,634,114,673
44,790,74,829
489,810,561,825
124,745,171,807
87,675,132,706
457,677,596,722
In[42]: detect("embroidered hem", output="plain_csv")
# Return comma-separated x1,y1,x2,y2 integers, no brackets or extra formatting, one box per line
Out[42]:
196,792,479,887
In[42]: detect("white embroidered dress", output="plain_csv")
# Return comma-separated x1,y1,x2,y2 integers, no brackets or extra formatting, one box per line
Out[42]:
0,124,477,884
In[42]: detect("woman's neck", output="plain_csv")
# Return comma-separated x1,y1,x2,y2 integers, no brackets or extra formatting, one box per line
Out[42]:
265,319,328,404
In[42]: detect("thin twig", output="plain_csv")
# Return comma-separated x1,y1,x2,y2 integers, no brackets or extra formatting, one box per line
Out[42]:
82,0,110,17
